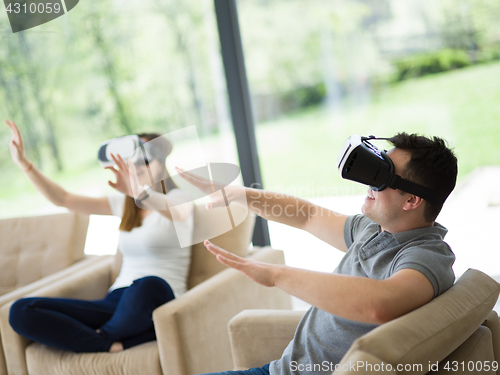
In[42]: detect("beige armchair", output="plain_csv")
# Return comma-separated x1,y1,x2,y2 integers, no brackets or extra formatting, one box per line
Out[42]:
0,212,109,375
0,205,292,375
228,269,500,374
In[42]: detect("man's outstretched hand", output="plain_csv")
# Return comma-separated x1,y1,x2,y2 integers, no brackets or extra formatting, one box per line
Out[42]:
175,167,238,210
204,240,280,288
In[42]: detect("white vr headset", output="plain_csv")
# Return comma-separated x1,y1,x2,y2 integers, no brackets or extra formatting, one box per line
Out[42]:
97,135,154,168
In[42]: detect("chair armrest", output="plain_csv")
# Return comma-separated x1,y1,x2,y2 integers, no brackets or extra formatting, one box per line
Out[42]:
0,255,109,308
152,248,292,375
0,255,110,375
229,309,305,371
0,256,114,375
482,310,500,366
335,269,500,374
431,326,495,375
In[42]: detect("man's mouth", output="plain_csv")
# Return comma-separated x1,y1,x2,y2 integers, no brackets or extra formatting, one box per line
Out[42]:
367,189,375,200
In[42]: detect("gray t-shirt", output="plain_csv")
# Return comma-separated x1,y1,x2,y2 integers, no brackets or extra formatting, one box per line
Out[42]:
270,214,455,375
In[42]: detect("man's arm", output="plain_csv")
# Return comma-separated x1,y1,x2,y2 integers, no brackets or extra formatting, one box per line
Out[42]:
175,168,349,252
204,240,434,324
244,189,349,252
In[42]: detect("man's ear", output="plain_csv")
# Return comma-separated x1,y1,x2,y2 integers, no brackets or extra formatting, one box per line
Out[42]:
403,195,425,211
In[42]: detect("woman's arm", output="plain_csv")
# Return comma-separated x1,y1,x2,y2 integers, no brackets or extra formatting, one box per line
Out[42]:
116,157,193,222
6,120,112,216
138,189,193,222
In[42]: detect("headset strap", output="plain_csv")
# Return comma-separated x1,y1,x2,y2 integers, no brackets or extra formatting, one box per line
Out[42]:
386,173,448,205
365,136,448,205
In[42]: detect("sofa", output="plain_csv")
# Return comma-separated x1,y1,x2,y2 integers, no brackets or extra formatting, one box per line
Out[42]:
0,204,292,375
228,269,500,374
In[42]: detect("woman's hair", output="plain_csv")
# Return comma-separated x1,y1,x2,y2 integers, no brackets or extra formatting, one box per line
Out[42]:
119,133,178,232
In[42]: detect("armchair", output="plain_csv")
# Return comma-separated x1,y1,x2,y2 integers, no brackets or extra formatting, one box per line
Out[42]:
228,269,500,374
0,205,292,375
0,212,109,375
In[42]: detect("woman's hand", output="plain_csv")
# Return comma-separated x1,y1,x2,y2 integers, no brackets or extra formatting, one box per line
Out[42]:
175,166,231,210
105,153,136,197
5,120,31,169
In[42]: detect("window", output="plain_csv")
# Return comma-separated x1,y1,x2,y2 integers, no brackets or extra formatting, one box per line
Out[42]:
237,0,500,277
0,0,241,254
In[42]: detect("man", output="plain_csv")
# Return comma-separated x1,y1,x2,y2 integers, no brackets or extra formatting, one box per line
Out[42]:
178,133,458,375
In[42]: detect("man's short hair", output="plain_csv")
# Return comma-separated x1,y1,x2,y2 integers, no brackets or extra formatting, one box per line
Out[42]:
388,133,458,222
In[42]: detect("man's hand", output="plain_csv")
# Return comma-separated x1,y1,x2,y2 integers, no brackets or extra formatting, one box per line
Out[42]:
204,240,434,324
204,240,280,287
175,166,234,210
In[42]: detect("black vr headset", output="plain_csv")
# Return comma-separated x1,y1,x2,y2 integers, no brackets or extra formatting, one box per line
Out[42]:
337,135,448,205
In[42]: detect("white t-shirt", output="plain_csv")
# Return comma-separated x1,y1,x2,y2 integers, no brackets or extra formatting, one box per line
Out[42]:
107,189,194,297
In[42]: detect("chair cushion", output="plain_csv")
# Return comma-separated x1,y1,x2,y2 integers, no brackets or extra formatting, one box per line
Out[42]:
26,341,161,375
188,204,255,289
0,213,88,295
337,269,500,374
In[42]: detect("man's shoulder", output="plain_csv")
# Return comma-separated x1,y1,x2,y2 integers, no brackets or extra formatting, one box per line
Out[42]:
391,234,455,297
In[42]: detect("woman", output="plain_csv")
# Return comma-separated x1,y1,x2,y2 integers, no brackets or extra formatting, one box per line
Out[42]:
5,120,193,353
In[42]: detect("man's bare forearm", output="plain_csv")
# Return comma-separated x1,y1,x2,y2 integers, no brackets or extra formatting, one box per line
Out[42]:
204,240,382,322
272,266,383,323
225,186,348,251
272,265,433,324
238,187,318,230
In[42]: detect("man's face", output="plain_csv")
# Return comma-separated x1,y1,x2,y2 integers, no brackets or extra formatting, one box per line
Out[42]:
361,148,412,230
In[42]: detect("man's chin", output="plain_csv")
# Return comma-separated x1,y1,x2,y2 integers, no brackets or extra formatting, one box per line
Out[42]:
361,206,374,221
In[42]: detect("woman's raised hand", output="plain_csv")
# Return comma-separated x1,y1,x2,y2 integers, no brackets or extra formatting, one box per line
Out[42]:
105,153,136,197
5,120,30,169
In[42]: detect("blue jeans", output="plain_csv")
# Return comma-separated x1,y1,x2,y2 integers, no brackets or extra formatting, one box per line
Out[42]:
200,364,270,375
9,276,175,352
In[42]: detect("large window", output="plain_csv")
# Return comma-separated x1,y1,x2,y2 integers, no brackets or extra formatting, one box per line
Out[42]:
237,0,500,278
0,0,240,254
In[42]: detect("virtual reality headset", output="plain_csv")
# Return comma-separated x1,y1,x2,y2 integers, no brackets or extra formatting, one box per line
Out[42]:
337,135,448,205
97,135,154,168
